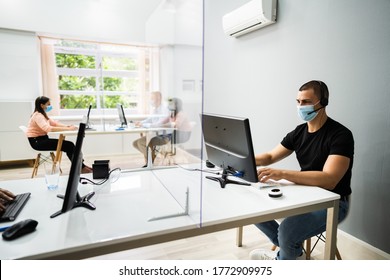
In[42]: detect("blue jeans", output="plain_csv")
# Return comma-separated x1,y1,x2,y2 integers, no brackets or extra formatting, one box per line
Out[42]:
254,199,349,260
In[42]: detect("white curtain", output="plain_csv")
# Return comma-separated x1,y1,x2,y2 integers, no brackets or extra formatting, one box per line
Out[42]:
40,38,60,115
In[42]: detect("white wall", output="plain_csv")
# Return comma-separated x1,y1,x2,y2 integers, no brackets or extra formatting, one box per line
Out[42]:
0,29,40,101
204,0,390,254
0,0,161,43
146,0,203,46
0,29,41,161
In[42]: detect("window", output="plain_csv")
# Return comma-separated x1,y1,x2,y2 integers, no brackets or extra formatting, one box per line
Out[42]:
49,39,159,115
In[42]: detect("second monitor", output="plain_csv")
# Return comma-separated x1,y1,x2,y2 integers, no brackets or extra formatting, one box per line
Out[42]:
84,104,95,130
116,103,128,128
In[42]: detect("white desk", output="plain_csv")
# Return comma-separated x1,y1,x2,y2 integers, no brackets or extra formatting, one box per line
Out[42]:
0,166,339,260
50,124,174,137
49,125,175,165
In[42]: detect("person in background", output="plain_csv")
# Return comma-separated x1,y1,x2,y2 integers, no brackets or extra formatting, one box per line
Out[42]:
26,96,92,174
133,91,170,165
0,188,15,214
250,80,354,260
167,97,192,144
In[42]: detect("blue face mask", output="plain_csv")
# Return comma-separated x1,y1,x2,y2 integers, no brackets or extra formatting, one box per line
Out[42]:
297,101,320,122
45,105,53,113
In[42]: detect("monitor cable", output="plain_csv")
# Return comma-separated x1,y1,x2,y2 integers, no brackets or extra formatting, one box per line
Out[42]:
80,167,121,185
175,164,246,179
174,163,222,175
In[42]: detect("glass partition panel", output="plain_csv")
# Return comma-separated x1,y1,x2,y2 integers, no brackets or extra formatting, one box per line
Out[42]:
43,0,204,229
138,0,204,227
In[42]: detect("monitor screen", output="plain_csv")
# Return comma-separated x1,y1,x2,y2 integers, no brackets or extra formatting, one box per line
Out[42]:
116,103,127,128
87,104,92,119
51,122,96,218
201,113,258,188
85,104,92,129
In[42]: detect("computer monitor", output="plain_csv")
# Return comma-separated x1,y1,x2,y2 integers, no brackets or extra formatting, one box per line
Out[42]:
201,113,258,188
116,103,127,128
51,122,96,218
85,104,92,129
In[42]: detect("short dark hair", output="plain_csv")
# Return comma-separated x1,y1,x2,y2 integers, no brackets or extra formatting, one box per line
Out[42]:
299,80,329,107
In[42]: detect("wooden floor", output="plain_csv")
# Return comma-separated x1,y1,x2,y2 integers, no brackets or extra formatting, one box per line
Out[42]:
0,153,388,260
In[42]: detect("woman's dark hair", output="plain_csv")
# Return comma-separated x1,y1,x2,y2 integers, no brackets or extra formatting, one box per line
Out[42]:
168,97,183,117
34,96,50,119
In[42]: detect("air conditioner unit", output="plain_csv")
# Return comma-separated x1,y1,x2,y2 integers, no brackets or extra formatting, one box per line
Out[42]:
222,0,277,37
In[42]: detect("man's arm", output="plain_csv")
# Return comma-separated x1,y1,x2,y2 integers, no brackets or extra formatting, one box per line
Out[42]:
255,144,293,166
257,155,350,190
50,126,78,132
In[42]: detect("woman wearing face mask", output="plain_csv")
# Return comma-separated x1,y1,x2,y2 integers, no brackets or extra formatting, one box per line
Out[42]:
250,80,354,260
132,91,170,166
26,96,92,173
167,97,192,144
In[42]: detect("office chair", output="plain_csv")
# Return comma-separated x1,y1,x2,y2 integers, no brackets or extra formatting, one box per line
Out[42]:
19,126,64,178
269,236,341,260
269,219,345,260
304,233,342,260
302,197,351,260
156,127,193,165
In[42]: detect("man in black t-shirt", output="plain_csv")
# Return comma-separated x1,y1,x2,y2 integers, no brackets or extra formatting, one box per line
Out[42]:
250,80,354,260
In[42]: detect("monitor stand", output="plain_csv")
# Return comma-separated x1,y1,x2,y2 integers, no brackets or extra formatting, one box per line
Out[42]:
50,191,96,218
206,169,251,188
119,122,128,128
85,119,97,131
144,146,153,169
85,124,96,131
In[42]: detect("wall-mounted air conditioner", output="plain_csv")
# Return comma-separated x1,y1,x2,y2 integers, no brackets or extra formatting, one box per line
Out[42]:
222,0,277,37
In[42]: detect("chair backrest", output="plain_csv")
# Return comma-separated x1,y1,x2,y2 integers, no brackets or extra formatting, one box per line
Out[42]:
19,125,28,134
174,121,196,145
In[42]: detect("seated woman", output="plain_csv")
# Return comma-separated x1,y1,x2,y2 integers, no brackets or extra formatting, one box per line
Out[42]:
168,97,192,144
150,97,192,162
26,96,92,173
132,91,171,166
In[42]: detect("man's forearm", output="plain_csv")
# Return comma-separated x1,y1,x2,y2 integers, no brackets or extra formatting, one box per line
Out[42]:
280,170,337,190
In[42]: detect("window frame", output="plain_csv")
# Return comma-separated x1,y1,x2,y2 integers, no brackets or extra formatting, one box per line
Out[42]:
52,40,157,116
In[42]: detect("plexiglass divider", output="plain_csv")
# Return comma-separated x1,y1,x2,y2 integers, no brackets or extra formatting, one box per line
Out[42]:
148,94,203,226
119,0,205,228
53,0,205,230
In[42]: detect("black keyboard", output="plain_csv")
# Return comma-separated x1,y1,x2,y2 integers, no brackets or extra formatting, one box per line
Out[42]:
0,192,31,222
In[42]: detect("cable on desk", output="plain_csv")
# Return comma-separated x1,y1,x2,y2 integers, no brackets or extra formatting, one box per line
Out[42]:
174,163,222,175
80,167,121,185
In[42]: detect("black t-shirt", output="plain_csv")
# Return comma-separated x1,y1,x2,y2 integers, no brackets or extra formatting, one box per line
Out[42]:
281,118,354,196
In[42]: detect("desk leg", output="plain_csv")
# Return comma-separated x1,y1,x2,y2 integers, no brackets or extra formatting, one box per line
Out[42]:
236,226,243,247
171,131,176,155
54,134,65,173
324,199,339,260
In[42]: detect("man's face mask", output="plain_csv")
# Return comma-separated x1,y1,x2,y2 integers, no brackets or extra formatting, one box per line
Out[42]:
297,101,320,122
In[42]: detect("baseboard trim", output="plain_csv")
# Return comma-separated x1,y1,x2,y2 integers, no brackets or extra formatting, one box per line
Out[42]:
338,229,390,259
0,159,34,168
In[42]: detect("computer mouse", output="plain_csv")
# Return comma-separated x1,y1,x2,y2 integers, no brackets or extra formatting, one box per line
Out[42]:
205,160,215,168
2,219,38,241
